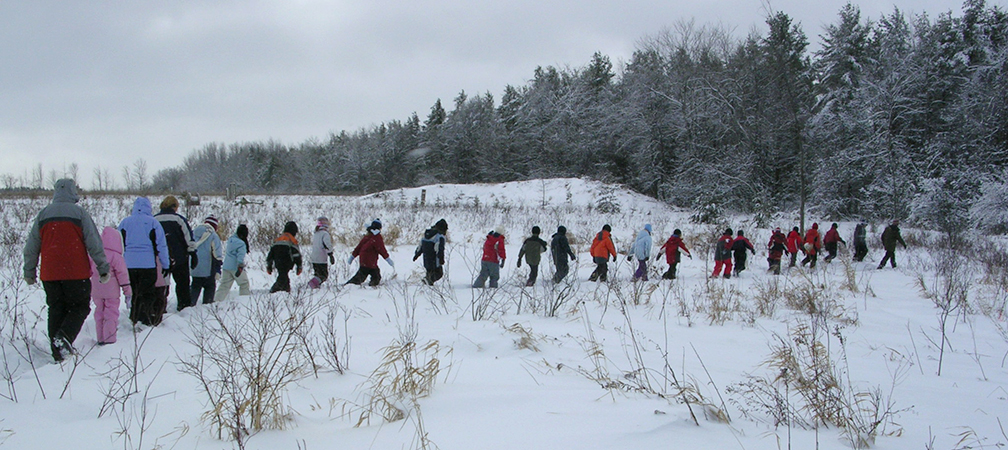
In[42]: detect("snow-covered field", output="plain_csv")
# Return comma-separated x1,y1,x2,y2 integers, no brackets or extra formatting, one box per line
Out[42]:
0,178,1005,450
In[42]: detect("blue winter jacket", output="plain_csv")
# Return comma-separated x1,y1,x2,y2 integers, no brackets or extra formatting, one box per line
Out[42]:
222,234,247,272
118,197,170,269
191,224,223,278
630,228,653,260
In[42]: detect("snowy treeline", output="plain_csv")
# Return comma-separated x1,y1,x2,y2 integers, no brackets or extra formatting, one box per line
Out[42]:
154,1,1008,230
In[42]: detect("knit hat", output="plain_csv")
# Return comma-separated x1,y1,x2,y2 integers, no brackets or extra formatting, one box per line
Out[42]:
283,221,299,236
737,229,745,236
160,195,179,211
725,228,733,236
532,226,541,235
204,215,219,231
369,219,382,230
602,224,611,232
494,226,505,236
673,229,681,236
316,216,330,230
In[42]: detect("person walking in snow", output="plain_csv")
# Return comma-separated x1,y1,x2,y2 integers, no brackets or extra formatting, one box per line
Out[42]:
801,223,822,268
711,228,734,279
155,195,197,311
767,228,787,275
589,224,617,282
550,225,576,283
215,224,250,302
309,217,334,289
731,229,756,276
877,220,907,269
267,221,303,292
852,222,868,262
23,179,110,361
118,196,170,327
414,219,448,285
473,227,506,288
786,226,803,268
190,215,223,304
90,226,131,345
628,224,653,282
657,229,691,280
822,222,846,263
517,226,548,287
346,219,392,286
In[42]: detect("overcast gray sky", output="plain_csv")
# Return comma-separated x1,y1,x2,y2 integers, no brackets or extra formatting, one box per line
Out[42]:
0,0,990,188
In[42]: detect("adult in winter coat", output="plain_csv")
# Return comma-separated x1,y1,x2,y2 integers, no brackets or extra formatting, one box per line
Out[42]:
473,227,506,288
786,226,803,268
517,226,548,286
628,224,653,282
801,223,822,268
90,226,131,345
414,219,448,285
23,179,110,361
731,229,756,275
589,225,617,282
348,219,392,286
309,217,334,289
550,226,576,283
767,228,788,275
215,224,250,301
711,228,734,279
878,220,907,269
155,196,196,310
657,229,691,280
823,222,847,263
118,197,170,327
267,221,303,292
190,216,223,304
852,223,869,262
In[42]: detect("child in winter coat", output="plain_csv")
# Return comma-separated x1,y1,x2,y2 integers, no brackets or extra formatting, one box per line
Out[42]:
90,226,132,345
823,222,846,263
517,226,548,286
801,223,822,268
347,219,392,286
414,219,448,285
589,225,617,282
852,223,868,262
190,215,223,304
215,224,250,302
731,230,756,275
711,228,734,279
786,226,803,268
767,228,788,275
309,217,334,289
628,224,653,282
473,227,506,288
878,220,907,269
267,221,303,293
657,229,691,280
550,226,576,283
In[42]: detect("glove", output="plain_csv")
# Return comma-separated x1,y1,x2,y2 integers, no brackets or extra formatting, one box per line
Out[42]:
385,258,394,268
329,254,335,264
190,252,199,269
235,266,244,277
347,255,355,265
655,255,661,261
24,276,36,285
626,254,633,262
611,256,617,262
266,267,272,275
688,254,693,259
412,253,420,262
751,250,756,255
125,295,132,308
161,269,171,280
517,260,522,268
99,272,111,284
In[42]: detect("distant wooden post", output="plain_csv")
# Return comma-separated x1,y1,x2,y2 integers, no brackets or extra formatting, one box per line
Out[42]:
420,189,426,207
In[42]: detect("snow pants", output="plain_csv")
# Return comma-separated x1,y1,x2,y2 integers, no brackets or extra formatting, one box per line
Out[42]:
169,262,193,311
589,257,610,282
91,296,120,344
733,251,748,275
43,279,91,361
473,261,500,288
853,241,868,262
633,259,648,281
128,269,164,327
802,252,818,268
712,259,733,278
824,242,839,263
553,259,570,283
348,266,382,286
525,264,539,286
878,250,898,269
190,276,216,305
424,266,444,285
215,269,250,301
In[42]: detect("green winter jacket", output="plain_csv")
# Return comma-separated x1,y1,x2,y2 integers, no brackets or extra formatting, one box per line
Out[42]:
881,224,907,252
518,236,548,266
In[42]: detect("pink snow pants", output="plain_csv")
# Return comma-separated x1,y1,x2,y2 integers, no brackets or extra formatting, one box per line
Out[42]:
92,297,120,344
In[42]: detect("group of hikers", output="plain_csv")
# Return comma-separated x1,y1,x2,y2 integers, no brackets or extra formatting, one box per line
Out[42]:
22,179,909,362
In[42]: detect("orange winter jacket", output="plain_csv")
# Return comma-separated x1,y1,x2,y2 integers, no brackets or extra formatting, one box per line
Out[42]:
590,230,617,259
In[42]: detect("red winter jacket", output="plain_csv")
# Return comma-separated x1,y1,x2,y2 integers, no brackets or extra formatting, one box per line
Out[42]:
804,225,822,255
786,230,802,254
23,179,109,282
352,232,389,269
823,228,845,245
768,232,787,260
481,232,506,264
659,235,690,264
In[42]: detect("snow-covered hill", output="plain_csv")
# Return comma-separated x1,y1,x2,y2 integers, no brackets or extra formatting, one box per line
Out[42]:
0,178,1005,450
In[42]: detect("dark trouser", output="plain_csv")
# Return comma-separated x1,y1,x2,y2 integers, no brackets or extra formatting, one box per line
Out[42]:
589,257,609,282
313,263,329,283
801,252,818,268
733,251,748,274
553,259,570,283
789,251,799,267
424,266,444,285
526,264,539,286
824,242,839,262
662,262,679,279
347,266,381,286
633,260,648,281
853,242,868,262
128,269,164,326
879,250,897,268
270,269,292,292
170,262,193,310
190,276,216,305
42,279,91,361
768,257,782,275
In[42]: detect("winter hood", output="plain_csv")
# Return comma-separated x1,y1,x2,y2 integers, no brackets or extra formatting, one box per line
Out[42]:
52,178,80,203
101,226,124,256
132,197,153,216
